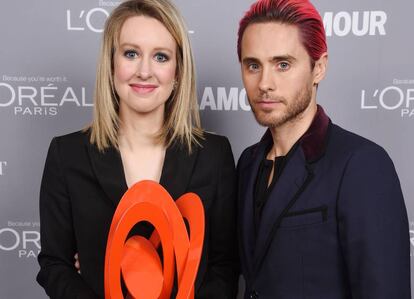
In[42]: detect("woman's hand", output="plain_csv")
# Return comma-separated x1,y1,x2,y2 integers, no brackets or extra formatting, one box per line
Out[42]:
74,253,81,274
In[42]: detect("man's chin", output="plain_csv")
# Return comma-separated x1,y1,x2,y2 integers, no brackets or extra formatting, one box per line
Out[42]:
254,115,281,128
252,110,281,126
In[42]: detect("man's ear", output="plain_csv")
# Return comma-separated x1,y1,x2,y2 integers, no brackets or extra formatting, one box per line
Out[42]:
313,52,328,85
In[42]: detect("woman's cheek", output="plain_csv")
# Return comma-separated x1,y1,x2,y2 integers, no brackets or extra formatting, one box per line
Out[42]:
156,64,176,84
114,57,134,82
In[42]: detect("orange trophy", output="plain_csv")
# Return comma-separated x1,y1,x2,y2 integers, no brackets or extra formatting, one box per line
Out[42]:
104,180,205,299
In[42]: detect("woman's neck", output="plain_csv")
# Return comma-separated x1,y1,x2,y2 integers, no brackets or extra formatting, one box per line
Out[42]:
118,108,165,151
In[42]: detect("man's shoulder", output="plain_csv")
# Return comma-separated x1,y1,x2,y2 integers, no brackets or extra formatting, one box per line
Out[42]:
237,139,263,170
328,123,391,163
237,124,391,166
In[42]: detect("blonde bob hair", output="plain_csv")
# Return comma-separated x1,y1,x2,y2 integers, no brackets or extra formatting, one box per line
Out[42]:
89,0,203,152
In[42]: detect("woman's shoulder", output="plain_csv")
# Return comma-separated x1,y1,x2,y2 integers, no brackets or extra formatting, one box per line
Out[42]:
194,132,236,176
196,131,233,157
52,129,90,148
198,131,230,147
42,129,93,173
46,129,93,162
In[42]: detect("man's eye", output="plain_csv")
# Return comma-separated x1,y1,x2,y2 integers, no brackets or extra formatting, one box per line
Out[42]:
124,50,138,59
154,53,169,63
278,62,290,71
248,63,260,71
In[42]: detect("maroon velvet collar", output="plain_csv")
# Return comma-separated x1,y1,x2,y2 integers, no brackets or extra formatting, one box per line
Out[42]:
299,105,330,162
260,105,330,163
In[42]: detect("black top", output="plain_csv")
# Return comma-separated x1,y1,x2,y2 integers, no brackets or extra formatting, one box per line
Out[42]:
253,143,298,235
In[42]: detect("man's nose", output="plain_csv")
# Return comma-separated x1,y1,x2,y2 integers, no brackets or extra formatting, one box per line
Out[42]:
258,66,275,93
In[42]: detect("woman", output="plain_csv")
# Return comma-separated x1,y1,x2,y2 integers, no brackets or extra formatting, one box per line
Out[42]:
36,0,239,298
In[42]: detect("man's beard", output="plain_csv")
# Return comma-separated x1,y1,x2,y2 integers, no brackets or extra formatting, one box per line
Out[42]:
250,85,313,128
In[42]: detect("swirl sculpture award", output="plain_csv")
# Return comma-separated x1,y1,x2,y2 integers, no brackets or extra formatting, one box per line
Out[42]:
104,180,205,299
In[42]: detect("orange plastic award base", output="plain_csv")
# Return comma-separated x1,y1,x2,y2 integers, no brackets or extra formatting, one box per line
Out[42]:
104,180,205,299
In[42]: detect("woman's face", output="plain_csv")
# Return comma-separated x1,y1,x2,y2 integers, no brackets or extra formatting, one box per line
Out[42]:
113,15,177,120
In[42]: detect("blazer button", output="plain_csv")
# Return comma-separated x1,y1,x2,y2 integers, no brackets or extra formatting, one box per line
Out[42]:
250,290,259,299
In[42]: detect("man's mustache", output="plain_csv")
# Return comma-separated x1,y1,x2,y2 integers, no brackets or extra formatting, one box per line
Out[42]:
251,94,287,103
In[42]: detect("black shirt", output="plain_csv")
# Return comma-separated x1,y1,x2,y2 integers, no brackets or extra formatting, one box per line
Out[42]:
253,143,298,235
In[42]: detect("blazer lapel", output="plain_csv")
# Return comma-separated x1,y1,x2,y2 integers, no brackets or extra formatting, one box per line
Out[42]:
159,141,199,201
159,141,202,291
245,105,330,278
239,132,272,278
252,147,313,275
86,135,199,208
86,138,128,208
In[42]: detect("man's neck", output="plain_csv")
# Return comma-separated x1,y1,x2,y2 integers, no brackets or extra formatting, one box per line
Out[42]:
269,102,317,158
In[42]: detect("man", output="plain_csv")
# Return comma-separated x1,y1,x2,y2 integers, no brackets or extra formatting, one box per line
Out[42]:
236,0,411,298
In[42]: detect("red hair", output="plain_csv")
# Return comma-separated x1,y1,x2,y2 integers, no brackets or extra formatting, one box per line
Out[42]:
237,0,327,65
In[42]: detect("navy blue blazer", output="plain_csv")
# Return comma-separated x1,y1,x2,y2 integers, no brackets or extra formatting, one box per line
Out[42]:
237,106,410,299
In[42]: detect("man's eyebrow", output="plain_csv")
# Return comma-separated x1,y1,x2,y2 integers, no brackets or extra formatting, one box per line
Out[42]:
242,55,297,65
241,57,260,65
271,55,297,62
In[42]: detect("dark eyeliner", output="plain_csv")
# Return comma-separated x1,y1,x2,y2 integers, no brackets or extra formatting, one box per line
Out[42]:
155,52,169,62
124,49,137,59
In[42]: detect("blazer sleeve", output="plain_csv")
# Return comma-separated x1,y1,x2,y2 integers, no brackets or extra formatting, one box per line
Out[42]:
196,137,240,299
337,144,411,298
36,138,99,299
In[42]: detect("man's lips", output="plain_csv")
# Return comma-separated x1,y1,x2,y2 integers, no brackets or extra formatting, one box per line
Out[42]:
129,83,158,94
254,99,284,108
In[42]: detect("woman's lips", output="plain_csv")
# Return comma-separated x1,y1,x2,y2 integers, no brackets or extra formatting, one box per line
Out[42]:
130,83,158,94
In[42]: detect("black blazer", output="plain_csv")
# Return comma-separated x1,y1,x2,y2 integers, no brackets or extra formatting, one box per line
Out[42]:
36,130,239,299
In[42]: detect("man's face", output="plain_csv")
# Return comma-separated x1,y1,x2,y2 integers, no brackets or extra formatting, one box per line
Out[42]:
241,22,321,128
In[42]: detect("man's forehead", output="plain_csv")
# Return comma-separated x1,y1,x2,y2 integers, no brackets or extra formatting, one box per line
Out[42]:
241,22,306,60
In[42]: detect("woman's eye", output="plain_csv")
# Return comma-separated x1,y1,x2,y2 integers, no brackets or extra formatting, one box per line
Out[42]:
154,53,169,63
278,62,290,71
124,50,138,59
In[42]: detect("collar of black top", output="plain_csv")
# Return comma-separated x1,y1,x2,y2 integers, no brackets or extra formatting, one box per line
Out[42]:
260,104,331,163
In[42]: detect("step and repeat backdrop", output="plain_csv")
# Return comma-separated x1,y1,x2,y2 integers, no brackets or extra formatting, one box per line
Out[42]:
0,0,413,298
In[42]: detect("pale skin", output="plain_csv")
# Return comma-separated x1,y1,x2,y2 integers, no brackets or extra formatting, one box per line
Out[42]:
74,15,178,277
240,22,328,184
114,15,177,187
